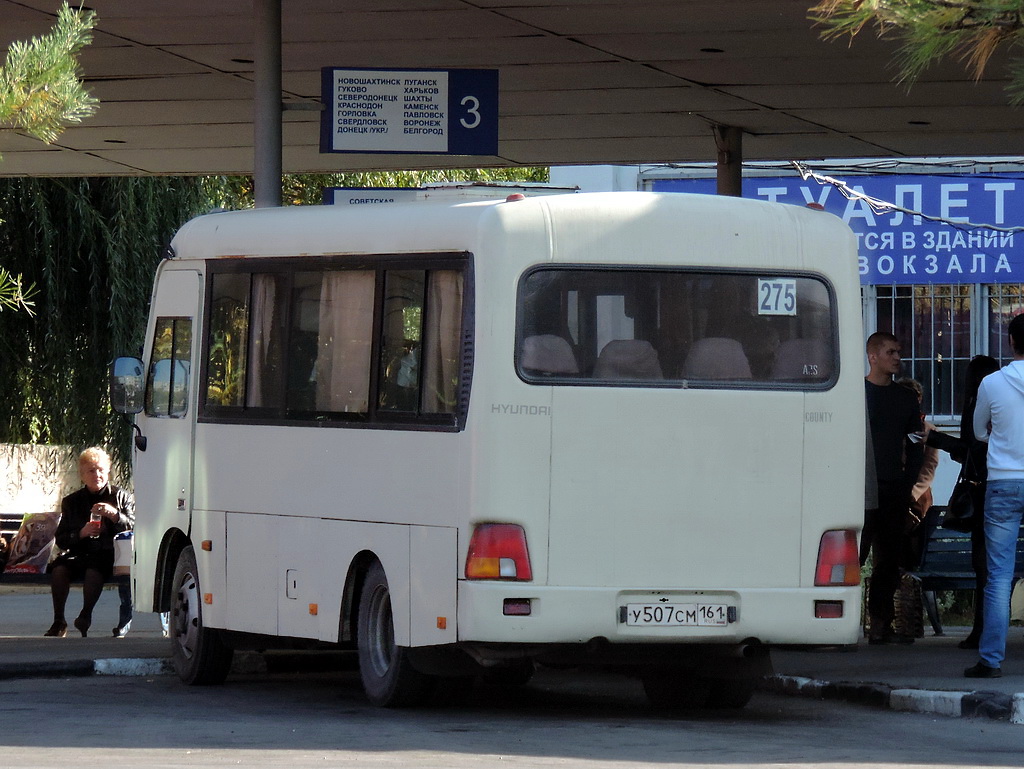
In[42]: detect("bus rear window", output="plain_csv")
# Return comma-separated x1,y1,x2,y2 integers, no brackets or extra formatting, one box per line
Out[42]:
516,268,837,388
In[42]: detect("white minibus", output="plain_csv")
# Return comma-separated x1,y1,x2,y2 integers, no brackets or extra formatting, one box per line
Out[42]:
111,191,864,709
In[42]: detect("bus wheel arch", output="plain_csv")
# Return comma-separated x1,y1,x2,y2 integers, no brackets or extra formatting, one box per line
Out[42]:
340,550,379,644
155,528,190,613
356,558,432,707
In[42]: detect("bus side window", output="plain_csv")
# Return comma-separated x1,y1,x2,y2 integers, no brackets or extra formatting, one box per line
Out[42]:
378,270,425,413
145,317,192,417
378,269,464,415
206,273,250,408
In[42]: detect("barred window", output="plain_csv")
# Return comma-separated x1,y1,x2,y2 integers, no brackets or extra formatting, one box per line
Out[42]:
871,283,1024,419
872,284,971,418
986,284,1024,362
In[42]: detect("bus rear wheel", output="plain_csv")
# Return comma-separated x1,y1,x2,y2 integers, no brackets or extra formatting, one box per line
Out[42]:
706,678,756,709
170,545,233,685
357,561,433,707
642,670,756,710
641,670,712,710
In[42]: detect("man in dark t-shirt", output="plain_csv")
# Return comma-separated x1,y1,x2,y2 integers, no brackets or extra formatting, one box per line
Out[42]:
863,331,924,644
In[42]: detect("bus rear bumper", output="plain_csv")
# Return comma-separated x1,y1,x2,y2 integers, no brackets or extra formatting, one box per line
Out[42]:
455,582,861,648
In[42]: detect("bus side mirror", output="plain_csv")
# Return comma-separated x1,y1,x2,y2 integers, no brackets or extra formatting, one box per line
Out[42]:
110,356,145,415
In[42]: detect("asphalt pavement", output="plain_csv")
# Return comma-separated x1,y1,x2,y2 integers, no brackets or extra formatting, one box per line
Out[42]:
1,584,1023,723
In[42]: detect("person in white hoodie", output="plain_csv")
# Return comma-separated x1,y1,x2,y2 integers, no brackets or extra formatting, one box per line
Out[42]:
966,313,1024,678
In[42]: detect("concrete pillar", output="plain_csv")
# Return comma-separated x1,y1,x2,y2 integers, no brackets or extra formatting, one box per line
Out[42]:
254,0,282,208
714,125,742,197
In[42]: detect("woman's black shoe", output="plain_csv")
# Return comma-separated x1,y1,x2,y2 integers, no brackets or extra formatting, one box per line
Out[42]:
43,620,67,638
958,635,980,649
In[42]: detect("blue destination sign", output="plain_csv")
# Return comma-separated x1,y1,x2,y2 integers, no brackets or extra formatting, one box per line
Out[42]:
651,174,1024,285
320,67,498,156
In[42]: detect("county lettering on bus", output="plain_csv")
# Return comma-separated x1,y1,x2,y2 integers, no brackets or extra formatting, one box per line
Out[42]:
651,173,1024,285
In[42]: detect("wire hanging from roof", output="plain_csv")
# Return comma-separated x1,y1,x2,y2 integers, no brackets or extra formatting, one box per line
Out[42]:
790,161,1024,235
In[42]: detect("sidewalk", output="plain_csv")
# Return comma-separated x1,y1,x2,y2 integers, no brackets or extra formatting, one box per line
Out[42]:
769,631,1024,723
1,585,1022,722
0,584,170,678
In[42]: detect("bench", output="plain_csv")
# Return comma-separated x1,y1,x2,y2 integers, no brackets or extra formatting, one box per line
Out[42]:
0,513,22,542
907,508,1024,635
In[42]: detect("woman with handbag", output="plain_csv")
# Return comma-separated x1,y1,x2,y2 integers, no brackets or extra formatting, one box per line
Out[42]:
928,355,999,649
955,355,999,648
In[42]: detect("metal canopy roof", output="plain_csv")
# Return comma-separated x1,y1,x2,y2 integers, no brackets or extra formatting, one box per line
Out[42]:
1,0,1021,177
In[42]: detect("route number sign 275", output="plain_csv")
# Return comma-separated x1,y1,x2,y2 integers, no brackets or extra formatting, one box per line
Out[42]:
757,278,798,316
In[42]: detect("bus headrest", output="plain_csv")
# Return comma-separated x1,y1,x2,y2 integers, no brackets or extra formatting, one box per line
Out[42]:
521,335,579,375
683,337,751,380
593,340,664,380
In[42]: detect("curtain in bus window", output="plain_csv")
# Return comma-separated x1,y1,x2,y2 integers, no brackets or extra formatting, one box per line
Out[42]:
246,274,286,409
315,270,374,413
286,271,323,412
422,270,463,414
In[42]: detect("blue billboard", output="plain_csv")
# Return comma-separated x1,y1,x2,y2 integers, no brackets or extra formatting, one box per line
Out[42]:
651,174,1024,285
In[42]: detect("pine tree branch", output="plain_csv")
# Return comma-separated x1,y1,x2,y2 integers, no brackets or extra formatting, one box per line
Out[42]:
0,2,99,144
810,0,1024,101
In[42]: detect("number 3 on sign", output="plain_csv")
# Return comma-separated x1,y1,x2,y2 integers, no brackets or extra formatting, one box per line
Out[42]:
758,278,797,316
460,95,481,129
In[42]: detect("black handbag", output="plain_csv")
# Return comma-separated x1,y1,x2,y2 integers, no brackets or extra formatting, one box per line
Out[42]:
943,456,978,532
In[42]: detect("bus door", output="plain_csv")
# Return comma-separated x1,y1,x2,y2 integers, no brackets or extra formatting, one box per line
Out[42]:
134,268,202,610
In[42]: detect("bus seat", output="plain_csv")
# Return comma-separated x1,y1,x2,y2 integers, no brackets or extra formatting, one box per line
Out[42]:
682,337,751,380
521,334,579,375
593,340,664,380
771,338,832,380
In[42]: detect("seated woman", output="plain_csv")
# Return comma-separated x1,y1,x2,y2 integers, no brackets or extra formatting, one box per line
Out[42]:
44,447,135,638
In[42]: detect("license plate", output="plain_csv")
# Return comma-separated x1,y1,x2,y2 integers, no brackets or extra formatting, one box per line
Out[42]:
623,603,729,627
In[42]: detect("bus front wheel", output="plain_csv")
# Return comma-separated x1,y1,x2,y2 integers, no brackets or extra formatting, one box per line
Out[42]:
357,561,432,707
170,545,233,685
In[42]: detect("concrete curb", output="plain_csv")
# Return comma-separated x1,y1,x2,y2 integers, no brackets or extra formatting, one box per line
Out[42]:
94,658,173,676
763,674,1023,724
0,652,274,682
0,659,95,680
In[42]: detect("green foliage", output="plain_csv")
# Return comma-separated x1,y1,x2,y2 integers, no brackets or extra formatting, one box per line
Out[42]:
206,167,549,208
810,0,1024,102
0,2,98,144
0,3,99,313
0,266,36,314
0,177,215,473
0,168,548,475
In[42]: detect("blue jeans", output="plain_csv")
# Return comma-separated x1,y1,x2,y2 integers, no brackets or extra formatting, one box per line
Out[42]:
979,479,1024,668
115,574,133,630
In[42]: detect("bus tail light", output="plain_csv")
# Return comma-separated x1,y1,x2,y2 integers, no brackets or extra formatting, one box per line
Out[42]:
814,529,860,586
466,524,533,581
